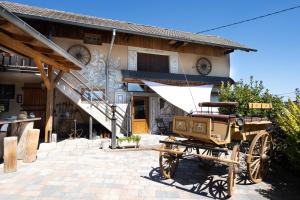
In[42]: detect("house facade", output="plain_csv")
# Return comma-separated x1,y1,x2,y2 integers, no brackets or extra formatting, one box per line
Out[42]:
0,1,255,139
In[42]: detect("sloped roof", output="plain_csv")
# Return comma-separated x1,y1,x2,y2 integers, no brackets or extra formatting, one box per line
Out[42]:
0,4,83,71
0,1,256,52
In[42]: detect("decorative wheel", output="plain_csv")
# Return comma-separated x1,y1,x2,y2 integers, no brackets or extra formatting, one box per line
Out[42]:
196,57,212,75
247,131,272,183
68,44,91,65
159,137,180,179
227,145,240,197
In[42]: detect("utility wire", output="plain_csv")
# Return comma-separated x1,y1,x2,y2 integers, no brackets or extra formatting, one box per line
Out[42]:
275,91,296,96
197,5,300,33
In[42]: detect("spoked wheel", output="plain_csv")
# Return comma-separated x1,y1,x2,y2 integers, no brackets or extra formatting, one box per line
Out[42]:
198,149,220,167
247,131,272,183
159,137,180,179
227,145,240,197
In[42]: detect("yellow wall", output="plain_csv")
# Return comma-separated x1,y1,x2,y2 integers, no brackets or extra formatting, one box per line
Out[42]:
178,52,230,77
53,37,230,77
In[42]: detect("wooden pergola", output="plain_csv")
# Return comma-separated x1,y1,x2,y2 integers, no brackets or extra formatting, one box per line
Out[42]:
0,6,83,142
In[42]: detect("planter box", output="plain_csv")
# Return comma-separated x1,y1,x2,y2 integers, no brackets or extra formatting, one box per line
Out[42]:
117,141,139,148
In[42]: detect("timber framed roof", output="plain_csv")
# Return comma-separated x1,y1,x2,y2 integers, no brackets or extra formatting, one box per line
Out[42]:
0,1,256,52
0,4,83,72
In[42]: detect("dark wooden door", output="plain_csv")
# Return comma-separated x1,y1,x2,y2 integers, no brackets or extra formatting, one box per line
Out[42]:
22,83,46,139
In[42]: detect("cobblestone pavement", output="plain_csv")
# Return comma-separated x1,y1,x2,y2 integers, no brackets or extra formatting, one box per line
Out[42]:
0,138,280,200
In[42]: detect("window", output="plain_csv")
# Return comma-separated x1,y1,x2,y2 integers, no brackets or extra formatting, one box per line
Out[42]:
137,53,169,73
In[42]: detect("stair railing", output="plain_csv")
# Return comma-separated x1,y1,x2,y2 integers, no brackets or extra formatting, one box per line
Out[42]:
56,71,131,135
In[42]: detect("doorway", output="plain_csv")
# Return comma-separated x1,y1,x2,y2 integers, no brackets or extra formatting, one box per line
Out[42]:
22,83,46,140
132,96,149,134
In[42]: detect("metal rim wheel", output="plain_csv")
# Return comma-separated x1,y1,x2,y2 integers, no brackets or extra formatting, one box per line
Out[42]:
159,137,179,179
247,131,272,183
227,144,240,197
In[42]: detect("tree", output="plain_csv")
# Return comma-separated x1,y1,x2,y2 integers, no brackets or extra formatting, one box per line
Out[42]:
218,76,283,117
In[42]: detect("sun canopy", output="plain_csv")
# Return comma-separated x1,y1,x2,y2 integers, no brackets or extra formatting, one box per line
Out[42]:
142,80,213,113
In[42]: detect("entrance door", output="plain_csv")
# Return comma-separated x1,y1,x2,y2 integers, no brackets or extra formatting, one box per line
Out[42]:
22,83,47,140
132,96,149,134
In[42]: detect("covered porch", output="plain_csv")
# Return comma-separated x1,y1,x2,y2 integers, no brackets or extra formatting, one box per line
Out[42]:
0,4,83,144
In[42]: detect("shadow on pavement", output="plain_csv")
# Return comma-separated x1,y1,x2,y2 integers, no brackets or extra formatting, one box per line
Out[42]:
255,164,300,200
142,158,236,199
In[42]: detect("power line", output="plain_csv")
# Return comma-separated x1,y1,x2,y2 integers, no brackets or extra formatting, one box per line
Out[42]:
197,5,300,33
276,91,295,96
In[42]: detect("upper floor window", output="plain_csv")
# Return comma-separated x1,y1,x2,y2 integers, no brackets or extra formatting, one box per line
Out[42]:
137,53,169,73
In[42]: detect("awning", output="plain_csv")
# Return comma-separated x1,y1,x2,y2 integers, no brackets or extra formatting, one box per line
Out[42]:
142,80,213,113
122,70,234,85
0,4,83,72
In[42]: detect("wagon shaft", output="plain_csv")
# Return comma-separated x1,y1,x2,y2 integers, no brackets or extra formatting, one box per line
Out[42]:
153,147,239,165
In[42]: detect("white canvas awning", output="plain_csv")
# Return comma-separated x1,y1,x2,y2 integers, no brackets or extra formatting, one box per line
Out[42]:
142,80,213,113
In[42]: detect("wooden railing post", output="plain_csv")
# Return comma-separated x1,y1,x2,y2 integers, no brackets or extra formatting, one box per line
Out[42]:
45,65,54,142
23,129,40,163
4,136,17,173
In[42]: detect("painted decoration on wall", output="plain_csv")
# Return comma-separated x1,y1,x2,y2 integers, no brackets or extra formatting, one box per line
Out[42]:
159,98,174,115
169,54,179,73
79,48,124,100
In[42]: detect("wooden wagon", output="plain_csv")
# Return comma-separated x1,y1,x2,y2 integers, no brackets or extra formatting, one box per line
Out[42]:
153,102,273,197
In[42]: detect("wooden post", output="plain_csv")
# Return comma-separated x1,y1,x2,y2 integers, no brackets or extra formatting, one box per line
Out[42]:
4,137,17,173
23,129,40,163
45,65,54,143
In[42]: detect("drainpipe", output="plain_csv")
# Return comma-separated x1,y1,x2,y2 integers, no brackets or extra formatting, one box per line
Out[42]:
105,29,116,104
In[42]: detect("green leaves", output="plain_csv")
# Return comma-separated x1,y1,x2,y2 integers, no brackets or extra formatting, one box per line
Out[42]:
117,135,141,143
219,76,284,117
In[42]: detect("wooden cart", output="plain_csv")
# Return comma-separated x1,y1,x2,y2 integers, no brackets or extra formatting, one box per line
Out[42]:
153,102,273,197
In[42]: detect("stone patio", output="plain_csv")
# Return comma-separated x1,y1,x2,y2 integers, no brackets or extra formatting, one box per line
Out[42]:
0,136,295,200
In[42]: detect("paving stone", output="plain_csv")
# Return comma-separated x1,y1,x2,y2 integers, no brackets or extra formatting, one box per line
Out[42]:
0,137,285,200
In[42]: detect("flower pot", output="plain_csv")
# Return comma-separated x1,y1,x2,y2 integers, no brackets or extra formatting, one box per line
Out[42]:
117,140,139,148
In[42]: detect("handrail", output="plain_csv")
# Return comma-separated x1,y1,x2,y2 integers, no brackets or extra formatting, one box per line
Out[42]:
58,76,128,132
69,71,130,123
56,72,129,133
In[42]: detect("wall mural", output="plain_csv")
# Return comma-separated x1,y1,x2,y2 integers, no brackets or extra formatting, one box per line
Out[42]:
79,49,124,99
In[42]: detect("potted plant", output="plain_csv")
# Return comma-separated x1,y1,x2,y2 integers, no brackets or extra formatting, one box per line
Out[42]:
117,135,141,148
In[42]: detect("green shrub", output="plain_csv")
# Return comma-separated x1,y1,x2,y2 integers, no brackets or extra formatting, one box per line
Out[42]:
276,98,300,171
219,76,284,117
117,135,141,143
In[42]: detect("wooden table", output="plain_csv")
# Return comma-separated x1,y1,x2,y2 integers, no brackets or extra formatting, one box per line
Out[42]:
0,117,41,160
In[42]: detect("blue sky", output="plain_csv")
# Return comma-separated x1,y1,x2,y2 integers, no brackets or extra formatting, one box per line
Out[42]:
6,0,300,99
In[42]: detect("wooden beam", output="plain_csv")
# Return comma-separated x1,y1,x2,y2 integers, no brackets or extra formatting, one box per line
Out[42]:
10,33,34,43
0,32,75,71
46,54,67,61
54,70,64,84
224,49,234,55
45,65,54,143
26,44,53,54
34,58,50,90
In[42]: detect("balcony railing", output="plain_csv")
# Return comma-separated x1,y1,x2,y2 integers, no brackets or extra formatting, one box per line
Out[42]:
0,53,45,73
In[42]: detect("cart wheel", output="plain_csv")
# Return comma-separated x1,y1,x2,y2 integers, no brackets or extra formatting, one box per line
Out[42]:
247,131,272,183
227,144,240,197
159,137,179,179
198,149,220,167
